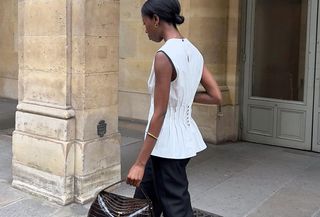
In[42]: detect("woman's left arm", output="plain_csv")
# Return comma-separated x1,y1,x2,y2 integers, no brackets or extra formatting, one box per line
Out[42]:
126,52,172,187
194,65,222,105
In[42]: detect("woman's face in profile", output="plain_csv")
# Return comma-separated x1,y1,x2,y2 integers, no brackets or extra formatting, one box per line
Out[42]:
142,16,162,42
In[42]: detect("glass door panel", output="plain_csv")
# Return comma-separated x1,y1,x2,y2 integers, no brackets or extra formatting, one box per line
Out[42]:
252,0,308,101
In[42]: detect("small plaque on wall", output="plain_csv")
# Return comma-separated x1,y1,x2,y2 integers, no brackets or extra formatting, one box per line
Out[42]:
97,120,107,137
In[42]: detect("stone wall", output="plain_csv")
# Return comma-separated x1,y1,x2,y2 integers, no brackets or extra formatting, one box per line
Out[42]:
118,0,158,120
0,0,18,99
119,0,241,143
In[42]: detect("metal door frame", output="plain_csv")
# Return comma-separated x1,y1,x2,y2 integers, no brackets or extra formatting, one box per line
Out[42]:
312,0,320,152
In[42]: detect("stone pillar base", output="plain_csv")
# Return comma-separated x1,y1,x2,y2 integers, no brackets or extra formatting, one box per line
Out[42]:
74,133,121,204
217,105,239,143
12,109,75,205
74,164,120,204
12,163,74,205
193,104,239,144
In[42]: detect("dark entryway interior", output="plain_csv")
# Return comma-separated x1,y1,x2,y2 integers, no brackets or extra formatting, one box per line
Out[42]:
0,98,17,131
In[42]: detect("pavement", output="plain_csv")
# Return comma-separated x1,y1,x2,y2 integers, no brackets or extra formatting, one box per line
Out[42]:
1,118,320,217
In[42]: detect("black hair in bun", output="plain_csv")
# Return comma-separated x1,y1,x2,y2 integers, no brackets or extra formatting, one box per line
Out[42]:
175,14,185,25
141,0,185,28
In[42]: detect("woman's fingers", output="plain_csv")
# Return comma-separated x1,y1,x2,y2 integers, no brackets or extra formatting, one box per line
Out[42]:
133,179,141,187
127,178,139,187
126,174,141,187
127,164,144,187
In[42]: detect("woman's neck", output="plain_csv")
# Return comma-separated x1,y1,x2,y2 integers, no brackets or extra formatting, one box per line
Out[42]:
162,24,183,41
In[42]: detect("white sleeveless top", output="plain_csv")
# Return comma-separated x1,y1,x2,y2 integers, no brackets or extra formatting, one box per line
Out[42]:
146,38,207,159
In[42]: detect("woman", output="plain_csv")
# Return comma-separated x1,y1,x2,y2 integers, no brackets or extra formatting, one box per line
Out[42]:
126,0,222,216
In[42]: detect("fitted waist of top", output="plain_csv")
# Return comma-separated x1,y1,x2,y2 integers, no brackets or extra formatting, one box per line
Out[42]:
164,105,192,127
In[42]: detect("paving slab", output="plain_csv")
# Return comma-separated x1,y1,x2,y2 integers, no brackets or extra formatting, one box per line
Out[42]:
312,209,320,217
247,162,320,217
0,183,27,207
0,135,12,183
49,203,89,217
190,145,319,217
0,198,59,217
188,147,255,200
208,142,317,168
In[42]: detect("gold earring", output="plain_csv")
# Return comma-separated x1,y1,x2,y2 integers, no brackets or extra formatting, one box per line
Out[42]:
155,24,158,28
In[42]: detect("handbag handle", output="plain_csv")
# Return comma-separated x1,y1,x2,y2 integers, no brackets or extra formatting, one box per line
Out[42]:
102,179,151,202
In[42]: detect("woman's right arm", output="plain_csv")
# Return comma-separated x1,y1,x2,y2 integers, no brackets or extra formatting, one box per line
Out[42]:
194,65,222,105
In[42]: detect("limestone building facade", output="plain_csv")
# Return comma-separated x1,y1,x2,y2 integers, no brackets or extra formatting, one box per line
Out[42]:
0,0,248,205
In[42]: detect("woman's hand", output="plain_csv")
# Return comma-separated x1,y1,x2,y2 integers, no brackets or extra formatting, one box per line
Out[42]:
126,163,145,187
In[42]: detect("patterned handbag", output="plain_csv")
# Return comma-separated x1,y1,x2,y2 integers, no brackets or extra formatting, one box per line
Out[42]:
87,180,154,217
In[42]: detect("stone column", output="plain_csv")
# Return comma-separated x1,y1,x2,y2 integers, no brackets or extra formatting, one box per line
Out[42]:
72,0,121,204
13,0,120,205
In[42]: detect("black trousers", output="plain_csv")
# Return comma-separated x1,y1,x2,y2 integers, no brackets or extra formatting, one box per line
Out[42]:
134,156,193,217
